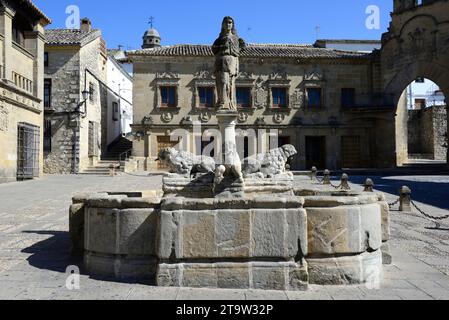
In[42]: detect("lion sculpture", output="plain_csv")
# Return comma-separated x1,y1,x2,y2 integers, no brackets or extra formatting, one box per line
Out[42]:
242,144,297,178
156,148,216,176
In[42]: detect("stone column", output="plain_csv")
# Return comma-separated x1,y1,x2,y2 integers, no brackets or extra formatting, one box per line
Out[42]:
217,112,240,168
0,6,14,82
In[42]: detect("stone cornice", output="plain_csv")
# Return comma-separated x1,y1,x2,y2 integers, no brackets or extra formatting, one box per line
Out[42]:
0,80,42,114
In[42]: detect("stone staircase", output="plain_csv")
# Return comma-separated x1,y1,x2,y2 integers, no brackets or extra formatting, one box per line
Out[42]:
78,137,133,176
78,160,122,176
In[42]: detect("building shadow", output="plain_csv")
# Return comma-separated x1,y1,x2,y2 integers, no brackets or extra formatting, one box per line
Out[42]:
349,176,449,211
21,230,82,273
21,230,154,285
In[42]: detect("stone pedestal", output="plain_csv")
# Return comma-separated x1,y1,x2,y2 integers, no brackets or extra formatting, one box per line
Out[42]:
157,196,309,291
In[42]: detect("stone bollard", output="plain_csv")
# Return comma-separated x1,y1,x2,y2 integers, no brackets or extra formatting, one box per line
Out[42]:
310,166,317,180
340,173,350,190
109,164,116,177
364,178,374,192
323,169,331,185
399,186,412,212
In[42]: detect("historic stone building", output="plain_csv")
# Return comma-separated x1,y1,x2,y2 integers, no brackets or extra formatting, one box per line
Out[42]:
129,0,449,171
43,18,108,174
130,29,390,171
0,0,50,183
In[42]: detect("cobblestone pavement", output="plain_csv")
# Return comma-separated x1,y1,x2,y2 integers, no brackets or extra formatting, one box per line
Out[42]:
1,173,449,300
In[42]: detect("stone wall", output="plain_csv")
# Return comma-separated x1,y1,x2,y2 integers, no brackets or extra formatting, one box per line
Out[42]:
408,105,447,160
44,36,107,173
44,49,80,174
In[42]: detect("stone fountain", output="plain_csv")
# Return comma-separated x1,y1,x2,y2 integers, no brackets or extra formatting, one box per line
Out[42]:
69,17,390,291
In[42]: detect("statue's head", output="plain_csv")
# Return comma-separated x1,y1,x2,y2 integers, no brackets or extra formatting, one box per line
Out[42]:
281,144,298,159
220,16,237,36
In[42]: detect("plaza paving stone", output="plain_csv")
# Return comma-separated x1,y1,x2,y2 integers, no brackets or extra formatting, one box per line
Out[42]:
0,173,449,300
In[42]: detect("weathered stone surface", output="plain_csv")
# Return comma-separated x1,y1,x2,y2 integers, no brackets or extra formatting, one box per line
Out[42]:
159,206,307,260
304,195,379,208
308,250,383,285
307,203,382,255
379,201,391,242
84,207,159,256
157,262,308,291
69,203,85,256
84,252,157,281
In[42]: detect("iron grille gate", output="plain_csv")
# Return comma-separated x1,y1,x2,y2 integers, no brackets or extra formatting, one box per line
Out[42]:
17,122,40,180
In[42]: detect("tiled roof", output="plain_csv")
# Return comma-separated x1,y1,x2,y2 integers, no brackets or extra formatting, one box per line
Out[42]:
21,0,51,24
128,43,370,59
45,29,101,46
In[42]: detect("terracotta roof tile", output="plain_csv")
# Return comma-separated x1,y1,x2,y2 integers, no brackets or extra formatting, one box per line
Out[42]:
128,43,370,60
45,29,101,46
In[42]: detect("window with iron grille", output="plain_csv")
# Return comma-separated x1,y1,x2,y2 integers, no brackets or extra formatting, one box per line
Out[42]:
17,123,40,180
198,87,215,108
89,82,95,102
112,102,119,121
307,88,322,108
88,121,99,157
44,119,52,154
160,86,177,107
237,87,251,108
272,87,288,108
44,79,51,109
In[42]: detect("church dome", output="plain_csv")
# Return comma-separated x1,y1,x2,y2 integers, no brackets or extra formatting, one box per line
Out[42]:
142,27,161,49
144,28,160,38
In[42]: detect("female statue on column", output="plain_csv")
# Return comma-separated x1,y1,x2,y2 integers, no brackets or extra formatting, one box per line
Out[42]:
212,16,246,112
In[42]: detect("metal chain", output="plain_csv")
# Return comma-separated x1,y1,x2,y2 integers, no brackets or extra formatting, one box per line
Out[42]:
388,198,400,207
330,182,342,189
411,200,449,221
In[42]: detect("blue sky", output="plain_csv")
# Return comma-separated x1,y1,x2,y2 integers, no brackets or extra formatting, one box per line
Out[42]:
34,0,393,50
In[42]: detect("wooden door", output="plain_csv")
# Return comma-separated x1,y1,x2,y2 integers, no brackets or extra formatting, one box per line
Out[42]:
341,135,361,168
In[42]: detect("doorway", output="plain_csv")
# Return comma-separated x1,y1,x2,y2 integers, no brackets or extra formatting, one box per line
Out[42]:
305,136,326,169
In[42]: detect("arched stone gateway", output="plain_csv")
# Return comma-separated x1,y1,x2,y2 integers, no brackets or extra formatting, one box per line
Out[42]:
381,0,449,166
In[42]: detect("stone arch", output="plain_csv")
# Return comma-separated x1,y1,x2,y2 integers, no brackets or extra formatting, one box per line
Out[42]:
380,1,449,167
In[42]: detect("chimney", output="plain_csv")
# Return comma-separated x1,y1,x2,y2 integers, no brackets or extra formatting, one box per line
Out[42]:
80,18,92,32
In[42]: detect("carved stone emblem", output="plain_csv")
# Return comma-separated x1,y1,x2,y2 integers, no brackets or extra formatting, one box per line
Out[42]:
290,90,303,109
254,77,267,109
161,112,174,123
237,112,248,123
273,113,285,124
142,116,153,125
0,105,8,132
199,111,211,123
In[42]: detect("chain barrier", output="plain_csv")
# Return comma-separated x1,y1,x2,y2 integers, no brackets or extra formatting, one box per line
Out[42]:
388,198,400,208
411,200,449,221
